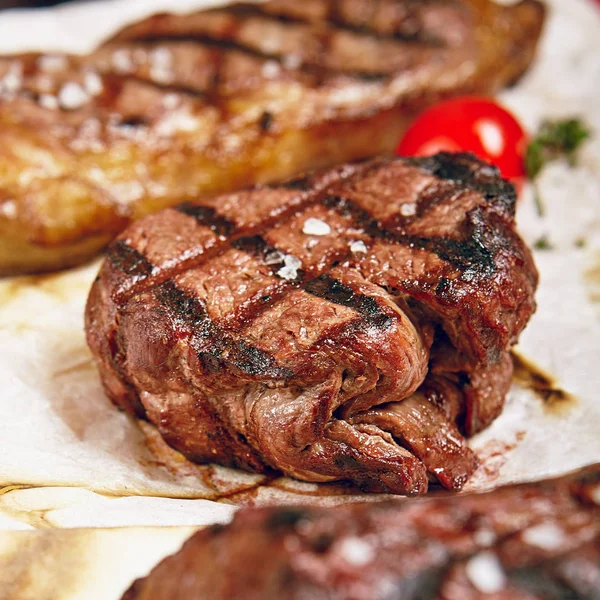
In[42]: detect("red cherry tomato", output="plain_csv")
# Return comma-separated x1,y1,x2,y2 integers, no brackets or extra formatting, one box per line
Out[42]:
396,97,528,184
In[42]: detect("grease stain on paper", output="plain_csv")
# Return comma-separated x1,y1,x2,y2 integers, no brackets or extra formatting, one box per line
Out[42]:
511,352,578,414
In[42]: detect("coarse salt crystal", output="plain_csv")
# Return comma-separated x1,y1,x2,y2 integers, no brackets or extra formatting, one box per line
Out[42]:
350,240,367,254
112,49,134,74
58,82,89,110
473,529,496,547
338,538,375,566
400,203,417,217
282,54,302,69
84,71,103,96
277,255,302,280
2,64,22,94
265,250,286,265
261,60,281,79
150,47,173,69
151,67,175,85
108,181,145,204
156,111,198,136
302,217,331,236
522,523,566,551
149,47,175,83
590,484,600,505
163,93,180,110
37,54,68,73
39,94,58,110
0,200,17,219
465,552,506,593
328,84,370,106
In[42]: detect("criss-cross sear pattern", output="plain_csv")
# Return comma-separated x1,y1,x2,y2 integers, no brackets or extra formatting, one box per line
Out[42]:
86,153,538,496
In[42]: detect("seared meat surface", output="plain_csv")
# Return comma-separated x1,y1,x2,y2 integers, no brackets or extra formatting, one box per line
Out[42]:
0,0,545,275
123,466,600,600
86,153,538,496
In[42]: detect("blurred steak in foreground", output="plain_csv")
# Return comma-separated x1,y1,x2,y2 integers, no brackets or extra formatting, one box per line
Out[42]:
123,465,600,600
0,0,545,274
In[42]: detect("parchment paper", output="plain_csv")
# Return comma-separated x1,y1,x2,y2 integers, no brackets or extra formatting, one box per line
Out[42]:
0,0,599,595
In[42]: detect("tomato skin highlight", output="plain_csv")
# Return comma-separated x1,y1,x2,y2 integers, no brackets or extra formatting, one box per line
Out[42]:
396,97,528,183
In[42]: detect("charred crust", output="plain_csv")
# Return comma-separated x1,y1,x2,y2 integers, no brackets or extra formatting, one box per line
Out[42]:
156,281,293,379
108,240,153,276
176,203,236,237
233,235,304,282
323,195,382,238
266,508,309,531
309,532,335,554
259,111,274,132
411,232,495,279
118,115,150,128
230,339,294,378
304,275,392,328
281,176,312,191
407,153,517,215
232,235,271,255
325,192,496,279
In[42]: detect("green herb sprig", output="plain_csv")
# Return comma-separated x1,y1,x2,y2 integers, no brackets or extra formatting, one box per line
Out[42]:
525,118,591,216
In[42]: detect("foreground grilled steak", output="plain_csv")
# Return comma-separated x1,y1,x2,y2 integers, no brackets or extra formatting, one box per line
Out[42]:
86,153,538,496
123,466,600,600
0,0,545,275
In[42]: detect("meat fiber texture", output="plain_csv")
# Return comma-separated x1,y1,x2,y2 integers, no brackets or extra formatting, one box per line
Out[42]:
0,0,599,530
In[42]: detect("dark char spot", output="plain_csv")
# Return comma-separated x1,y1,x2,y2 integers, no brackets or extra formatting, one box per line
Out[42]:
305,275,392,328
176,203,235,237
259,110,274,131
267,508,309,531
108,240,153,276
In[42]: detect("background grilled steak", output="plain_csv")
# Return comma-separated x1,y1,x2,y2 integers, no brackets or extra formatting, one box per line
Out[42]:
123,466,600,600
0,0,545,275
86,153,538,496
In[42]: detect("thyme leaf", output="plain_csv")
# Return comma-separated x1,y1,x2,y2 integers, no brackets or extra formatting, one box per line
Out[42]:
525,118,591,216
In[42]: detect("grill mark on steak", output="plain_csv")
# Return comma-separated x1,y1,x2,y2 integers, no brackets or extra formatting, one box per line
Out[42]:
231,235,303,281
107,162,367,303
111,155,504,331
126,34,391,82
407,153,517,213
176,203,236,238
155,280,293,379
107,0,473,87
121,1,453,53
304,275,392,328
108,240,154,277
324,194,496,276
216,0,459,46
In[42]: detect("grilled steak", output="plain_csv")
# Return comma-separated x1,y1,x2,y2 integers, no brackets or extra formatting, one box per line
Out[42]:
123,466,600,600
0,0,545,275
86,153,538,496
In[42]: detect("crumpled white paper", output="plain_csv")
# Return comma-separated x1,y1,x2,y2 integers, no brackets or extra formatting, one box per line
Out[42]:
0,2,598,590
